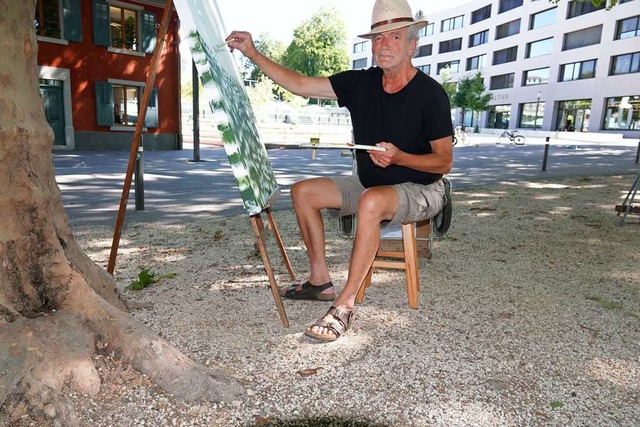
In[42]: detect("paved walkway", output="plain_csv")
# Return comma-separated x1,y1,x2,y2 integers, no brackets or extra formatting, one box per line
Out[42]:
53,137,640,227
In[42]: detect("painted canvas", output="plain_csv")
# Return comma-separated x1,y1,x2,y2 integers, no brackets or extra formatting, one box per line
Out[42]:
173,0,279,215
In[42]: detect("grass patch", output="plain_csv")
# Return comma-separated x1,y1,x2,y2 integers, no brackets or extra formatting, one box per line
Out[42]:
127,268,177,291
586,296,622,310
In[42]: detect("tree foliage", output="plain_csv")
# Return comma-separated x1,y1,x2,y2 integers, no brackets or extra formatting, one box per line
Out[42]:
549,0,619,9
451,72,492,129
439,67,457,104
282,7,349,80
249,33,286,82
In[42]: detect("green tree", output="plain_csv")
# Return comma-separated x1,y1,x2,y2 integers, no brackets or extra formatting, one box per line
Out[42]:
248,33,286,83
282,7,349,104
452,72,491,131
439,66,457,104
550,0,619,8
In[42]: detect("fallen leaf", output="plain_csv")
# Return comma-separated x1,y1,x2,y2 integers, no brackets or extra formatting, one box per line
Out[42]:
297,367,322,377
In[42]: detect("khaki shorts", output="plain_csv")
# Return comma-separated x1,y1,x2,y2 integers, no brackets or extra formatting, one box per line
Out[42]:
329,176,445,225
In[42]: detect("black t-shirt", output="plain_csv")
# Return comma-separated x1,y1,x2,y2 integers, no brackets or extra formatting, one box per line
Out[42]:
329,67,453,188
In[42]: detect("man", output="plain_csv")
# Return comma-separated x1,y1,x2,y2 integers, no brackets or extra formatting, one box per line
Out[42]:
227,0,453,342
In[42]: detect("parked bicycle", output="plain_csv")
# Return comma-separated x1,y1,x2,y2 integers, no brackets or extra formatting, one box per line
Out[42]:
452,126,470,146
496,129,525,145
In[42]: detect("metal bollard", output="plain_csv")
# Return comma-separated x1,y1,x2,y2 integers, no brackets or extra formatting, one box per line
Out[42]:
310,137,319,160
135,145,144,211
542,137,550,171
635,139,639,164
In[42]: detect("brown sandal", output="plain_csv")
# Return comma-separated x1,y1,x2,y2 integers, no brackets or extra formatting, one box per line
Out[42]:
281,281,335,301
304,306,354,342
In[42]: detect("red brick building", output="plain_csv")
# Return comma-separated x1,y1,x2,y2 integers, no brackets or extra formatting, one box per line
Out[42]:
36,0,182,150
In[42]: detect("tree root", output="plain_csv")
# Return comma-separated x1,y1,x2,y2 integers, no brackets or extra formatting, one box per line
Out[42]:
0,301,245,424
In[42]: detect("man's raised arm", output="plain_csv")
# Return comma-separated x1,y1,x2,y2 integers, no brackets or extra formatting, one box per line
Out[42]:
227,31,336,100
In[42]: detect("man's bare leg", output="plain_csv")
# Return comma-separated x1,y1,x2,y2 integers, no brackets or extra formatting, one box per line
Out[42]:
282,178,343,297
307,186,400,339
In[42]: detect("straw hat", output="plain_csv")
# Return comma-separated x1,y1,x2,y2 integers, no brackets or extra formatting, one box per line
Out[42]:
358,0,428,39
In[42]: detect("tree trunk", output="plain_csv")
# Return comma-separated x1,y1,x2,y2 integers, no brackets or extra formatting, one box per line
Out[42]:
0,3,243,424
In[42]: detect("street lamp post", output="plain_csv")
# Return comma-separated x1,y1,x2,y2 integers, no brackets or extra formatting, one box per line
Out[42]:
534,91,541,130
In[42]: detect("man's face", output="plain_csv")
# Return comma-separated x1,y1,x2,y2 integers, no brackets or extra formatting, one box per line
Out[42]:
371,27,415,69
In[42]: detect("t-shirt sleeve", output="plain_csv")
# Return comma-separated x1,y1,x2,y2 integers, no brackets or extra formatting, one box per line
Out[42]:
328,70,356,108
424,83,454,142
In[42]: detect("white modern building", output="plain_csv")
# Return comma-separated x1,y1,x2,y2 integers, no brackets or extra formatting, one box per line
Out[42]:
351,0,640,138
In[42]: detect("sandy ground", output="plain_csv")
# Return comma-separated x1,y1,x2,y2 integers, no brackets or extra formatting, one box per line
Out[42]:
18,174,640,426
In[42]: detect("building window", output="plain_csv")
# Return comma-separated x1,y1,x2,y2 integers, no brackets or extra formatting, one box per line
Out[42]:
519,101,545,129
560,59,597,81
471,5,492,24
437,60,460,74
610,52,640,75
35,0,61,38
487,104,510,129
441,15,464,32
469,29,489,47
562,25,602,51
353,58,367,69
556,99,591,132
523,67,550,86
113,84,141,125
615,16,640,40
530,7,557,30
95,81,158,128
496,19,520,40
34,0,82,41
439,38,462,53
416,44,433,57
93,1,157,54
417,64,431,75
110,5,138,50
467,54,487,71
498,0,523,14
353,41,368,53
493,46,518,65
566,0,605,19
526,37,554,58
603,96,640,130
419,23,435,38
490,73,514,89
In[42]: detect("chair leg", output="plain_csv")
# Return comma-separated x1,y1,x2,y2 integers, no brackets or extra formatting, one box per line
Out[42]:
402,223,420,309
355,267,373,303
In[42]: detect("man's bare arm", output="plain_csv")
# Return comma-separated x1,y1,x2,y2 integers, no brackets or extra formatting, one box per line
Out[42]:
370,136,453,174
227,31,336,100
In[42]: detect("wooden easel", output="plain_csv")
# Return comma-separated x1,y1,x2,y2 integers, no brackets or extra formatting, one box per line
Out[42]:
108,0,174,274
106,0,295,326
615,172,640,225
248,205,296,327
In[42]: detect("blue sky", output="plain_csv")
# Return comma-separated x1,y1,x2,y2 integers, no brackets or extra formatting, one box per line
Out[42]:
215,0,477,43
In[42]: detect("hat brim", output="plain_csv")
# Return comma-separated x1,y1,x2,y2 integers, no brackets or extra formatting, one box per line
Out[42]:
358,19,428,39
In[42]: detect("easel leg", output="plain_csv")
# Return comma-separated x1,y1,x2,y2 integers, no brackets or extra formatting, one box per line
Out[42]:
265,207,296,281
250,214,289,327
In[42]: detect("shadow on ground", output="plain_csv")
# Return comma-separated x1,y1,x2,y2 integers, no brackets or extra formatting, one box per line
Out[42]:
244,417,388,427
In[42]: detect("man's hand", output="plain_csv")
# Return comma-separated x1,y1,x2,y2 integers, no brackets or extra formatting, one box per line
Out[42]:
369,142,398,168
226,31,258,59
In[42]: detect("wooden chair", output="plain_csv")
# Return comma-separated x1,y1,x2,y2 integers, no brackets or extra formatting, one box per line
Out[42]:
354,178,452,309
355,220,430,309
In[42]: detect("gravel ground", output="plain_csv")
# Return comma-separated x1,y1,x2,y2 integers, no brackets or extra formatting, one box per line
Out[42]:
31,174,640,426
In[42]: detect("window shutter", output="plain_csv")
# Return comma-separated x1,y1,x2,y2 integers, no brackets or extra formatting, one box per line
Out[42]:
145,87,159,128
92,0,110,47
141,11,157,54
95,82,114,126
62,0,82,42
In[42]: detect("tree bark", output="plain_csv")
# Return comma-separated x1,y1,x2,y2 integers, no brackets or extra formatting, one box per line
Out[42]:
0,3,244,424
